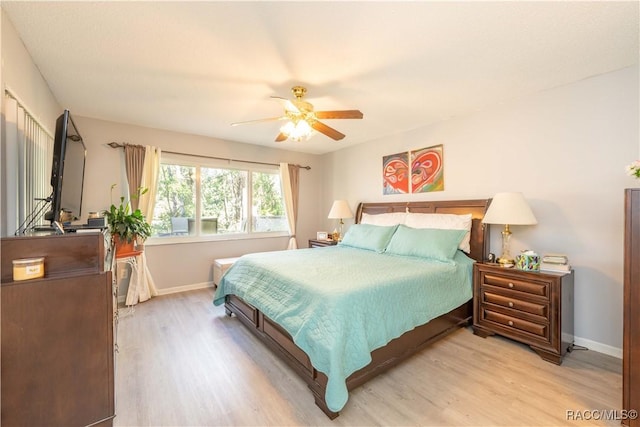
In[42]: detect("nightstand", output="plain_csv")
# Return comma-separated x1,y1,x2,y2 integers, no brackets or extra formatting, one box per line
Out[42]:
308,239,338,248
473,263,574,364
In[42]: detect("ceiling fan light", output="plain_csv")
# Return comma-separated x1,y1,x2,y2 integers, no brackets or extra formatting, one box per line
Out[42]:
280,121,296,135
296,119,312,134
237,86,362,142
280,119,313,142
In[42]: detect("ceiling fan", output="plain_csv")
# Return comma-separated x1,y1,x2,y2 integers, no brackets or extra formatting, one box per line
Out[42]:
232,86,363,142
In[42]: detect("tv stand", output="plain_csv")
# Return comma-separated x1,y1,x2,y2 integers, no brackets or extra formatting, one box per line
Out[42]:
1,233,115,426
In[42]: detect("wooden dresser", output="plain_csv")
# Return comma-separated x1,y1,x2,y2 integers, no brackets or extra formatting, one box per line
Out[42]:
1,233,115,427
624,188,639,427
473,262,574,364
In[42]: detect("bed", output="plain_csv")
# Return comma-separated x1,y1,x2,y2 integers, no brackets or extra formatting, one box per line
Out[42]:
214,199,490,418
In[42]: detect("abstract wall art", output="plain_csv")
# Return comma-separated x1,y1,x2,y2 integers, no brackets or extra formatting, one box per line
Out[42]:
383,151,410,195
383,144,444,195
410,144,444,193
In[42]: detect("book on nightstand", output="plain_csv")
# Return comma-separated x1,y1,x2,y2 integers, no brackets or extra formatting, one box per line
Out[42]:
540,262,571,272
542,253,569,264
540,253,571,273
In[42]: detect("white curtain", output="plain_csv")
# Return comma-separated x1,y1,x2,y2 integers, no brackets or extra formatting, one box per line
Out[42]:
124,145,160,305
279,162,299,250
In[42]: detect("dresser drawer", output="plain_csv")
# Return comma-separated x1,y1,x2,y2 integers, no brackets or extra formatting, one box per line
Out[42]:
482,308,549,340
483,291,548,317
482,273,549,298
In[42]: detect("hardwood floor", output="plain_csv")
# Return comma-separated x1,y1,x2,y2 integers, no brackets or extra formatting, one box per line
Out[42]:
114,288,621,426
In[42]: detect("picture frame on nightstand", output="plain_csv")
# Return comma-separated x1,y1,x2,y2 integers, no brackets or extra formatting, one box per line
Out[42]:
316,231,328,240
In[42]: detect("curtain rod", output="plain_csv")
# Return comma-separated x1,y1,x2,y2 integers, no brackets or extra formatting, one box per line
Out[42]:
107,142,310,170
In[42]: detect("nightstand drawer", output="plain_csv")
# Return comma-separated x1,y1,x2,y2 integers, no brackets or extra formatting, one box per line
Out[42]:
483,309,548,339
482,273,549,298
483,291,548,317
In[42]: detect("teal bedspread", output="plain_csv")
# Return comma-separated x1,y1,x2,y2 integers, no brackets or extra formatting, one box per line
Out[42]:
213,246,474,412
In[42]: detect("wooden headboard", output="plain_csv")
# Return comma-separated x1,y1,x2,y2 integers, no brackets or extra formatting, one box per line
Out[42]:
355,199,491,262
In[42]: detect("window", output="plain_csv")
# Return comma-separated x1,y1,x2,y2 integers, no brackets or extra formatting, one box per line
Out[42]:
151,154,287,240
252,171,287,232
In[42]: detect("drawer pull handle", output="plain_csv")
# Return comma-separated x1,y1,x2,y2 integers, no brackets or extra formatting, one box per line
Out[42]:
508,282,514,288
508,301,514,308
508,320,514,326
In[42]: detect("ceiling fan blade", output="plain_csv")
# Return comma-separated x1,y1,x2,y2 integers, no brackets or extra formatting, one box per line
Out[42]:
275,132,288,142
311,120,346,141
270,96,299,113
231,116,286,126
315,110,364,120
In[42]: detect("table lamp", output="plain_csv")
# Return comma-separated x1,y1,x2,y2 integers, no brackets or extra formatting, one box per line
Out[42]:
327,200,353,241
482,192,537,267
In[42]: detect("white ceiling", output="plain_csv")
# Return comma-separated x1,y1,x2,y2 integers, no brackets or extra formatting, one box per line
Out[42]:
3,1,638,155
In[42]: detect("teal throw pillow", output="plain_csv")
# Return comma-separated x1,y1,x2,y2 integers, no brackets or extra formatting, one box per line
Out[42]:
385,224,467,262
338,224,398,253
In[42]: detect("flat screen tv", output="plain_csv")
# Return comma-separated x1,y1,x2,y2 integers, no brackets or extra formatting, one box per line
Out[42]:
44,110,86,225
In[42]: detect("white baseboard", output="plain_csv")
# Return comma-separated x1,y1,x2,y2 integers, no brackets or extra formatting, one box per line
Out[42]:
156,281,215,296
574,336,622,359
117,281,214,304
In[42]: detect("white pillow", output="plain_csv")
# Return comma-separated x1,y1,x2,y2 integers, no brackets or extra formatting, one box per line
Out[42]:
404,213,473,253
360,212,407,227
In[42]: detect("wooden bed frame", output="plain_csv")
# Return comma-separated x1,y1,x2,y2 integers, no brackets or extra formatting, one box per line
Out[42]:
224,199,491,418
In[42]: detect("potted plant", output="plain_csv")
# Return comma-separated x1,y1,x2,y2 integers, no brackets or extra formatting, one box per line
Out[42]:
104,185,152,254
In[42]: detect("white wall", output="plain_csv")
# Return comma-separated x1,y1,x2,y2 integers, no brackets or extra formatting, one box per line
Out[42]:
322,65,639,354
0,9,61,236
74,116,324,293
0,11,60,130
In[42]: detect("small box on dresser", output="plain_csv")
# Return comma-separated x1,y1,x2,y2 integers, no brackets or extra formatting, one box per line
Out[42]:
473,262,574,364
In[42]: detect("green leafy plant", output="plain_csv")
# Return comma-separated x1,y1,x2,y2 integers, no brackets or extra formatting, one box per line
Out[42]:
104,185,152,243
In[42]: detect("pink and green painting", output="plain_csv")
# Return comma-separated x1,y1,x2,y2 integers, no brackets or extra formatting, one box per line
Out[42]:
410,144,444,193
383,152,409,195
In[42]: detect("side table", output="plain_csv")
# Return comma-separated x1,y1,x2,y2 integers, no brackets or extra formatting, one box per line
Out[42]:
308,239,338,248
472,262,574,364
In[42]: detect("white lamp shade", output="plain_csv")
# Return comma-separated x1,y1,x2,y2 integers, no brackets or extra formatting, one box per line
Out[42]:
482,192,537,225
328,200,354,219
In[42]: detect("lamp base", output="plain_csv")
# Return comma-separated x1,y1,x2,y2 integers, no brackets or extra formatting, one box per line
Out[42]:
497,224,514,267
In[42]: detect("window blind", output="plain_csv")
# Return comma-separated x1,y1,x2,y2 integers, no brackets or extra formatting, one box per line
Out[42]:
5,90,54,231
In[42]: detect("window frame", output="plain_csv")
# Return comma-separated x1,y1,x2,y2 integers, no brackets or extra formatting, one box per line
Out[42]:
146,152,289,246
